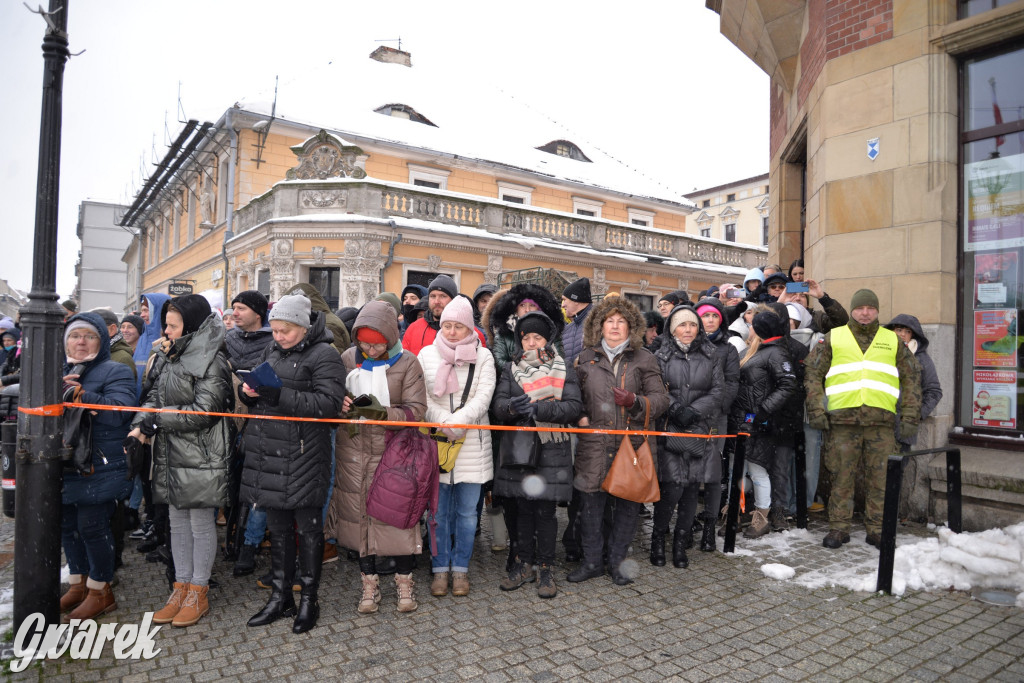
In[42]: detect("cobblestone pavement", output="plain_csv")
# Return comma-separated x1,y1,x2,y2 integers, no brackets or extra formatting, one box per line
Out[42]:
1,509,1022,681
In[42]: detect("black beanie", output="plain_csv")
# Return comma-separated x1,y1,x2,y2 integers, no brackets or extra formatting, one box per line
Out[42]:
163,294,212,337
231,290,269,323
752,310,787,340
659,290,690,307
122,314,145,335
563,277,592,303
516,311,556,342
428,274,458,300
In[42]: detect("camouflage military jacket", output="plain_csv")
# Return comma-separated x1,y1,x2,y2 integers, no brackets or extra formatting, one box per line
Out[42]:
804,319,922,426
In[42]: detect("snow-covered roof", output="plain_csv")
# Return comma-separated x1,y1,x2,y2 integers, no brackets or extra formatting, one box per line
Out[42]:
232,50,693,209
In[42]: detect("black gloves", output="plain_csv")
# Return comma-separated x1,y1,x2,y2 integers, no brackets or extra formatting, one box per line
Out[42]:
256,385,281,406
667,404,698,429
138,414,160,437
122,436,144,480
508,394,532,416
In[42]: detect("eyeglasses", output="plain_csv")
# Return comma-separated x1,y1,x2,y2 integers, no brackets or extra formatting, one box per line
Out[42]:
67,333,100,342
358,341,387,352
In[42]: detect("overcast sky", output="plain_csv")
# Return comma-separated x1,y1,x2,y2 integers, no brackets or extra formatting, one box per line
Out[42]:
0,1,768,299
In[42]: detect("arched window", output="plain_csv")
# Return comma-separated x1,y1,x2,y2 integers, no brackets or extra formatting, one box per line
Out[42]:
536,139,592,162
374,104,437,127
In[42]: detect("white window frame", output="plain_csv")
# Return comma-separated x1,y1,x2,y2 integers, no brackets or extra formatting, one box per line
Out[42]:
572,196,603,218
700,226,711,238
408,163,450,190
497,181,533,205
724,223,737,242
627,207,655,228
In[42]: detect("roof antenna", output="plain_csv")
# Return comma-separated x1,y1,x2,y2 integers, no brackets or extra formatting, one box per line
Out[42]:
374,37,402,50
251,75,278,169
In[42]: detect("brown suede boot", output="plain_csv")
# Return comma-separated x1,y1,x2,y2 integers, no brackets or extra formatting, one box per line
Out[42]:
357,573,381,614
430,571,449,597
60,575,86,613
152,582,187,624
451,572,470,596
743,508,771,539
172,583,209,627
395,573,417,613
64,580,115,622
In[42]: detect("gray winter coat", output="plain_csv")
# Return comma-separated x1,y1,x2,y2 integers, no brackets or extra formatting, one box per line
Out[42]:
239,312,346,510
560,304,592,366
885,314,943,445
135,313,234,509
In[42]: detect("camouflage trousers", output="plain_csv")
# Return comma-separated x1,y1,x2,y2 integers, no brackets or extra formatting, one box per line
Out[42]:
823,423,896,534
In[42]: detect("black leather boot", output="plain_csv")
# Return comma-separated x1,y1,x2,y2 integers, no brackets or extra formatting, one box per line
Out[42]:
649,531,666,566
293,532,323,634
700,514,716,552
247,533,297,627
672,528,689,569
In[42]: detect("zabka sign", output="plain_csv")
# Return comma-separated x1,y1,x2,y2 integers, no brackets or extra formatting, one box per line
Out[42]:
168,283,193,296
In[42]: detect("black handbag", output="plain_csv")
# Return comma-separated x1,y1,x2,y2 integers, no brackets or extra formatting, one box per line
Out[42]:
666,424,715,460
500,417,541,470
61,406,94,476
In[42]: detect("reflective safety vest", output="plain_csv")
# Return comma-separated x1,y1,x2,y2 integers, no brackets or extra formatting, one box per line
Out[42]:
824,325,900,413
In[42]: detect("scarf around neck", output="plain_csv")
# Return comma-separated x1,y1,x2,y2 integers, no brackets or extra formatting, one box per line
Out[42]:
346,339,404,407
512,348,568,444
601,338,629,362
433,331,478,398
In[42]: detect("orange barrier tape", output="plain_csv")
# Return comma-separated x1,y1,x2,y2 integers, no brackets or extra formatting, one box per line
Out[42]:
17,404,65,416
62,402,747,440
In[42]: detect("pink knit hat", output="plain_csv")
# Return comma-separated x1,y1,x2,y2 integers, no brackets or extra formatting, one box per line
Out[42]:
439,295,475,329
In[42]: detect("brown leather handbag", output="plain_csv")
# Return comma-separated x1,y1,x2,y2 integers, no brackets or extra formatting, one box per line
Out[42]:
601,370,660,504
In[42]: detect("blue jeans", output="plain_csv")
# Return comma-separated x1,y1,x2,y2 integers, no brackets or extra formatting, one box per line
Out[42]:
62,501,116,583
433,482,481,574
744,461,771,510
127,475,143,510
243,507,267,547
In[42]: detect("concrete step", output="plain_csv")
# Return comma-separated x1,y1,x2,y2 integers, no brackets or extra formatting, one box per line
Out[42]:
927,446,1024,530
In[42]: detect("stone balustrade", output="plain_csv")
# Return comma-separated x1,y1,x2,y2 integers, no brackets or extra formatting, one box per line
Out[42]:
234,179,767,268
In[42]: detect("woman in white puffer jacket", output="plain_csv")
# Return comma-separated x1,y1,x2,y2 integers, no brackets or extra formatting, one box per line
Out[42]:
417,295,496,599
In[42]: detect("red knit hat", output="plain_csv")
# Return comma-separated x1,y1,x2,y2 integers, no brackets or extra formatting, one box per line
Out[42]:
356,327,388,345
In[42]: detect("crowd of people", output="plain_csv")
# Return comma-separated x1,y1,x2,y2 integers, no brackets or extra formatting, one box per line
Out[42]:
0,257,940,633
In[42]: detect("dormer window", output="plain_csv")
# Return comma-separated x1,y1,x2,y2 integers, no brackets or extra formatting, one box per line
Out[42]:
537,139,592,162
374,104,437,127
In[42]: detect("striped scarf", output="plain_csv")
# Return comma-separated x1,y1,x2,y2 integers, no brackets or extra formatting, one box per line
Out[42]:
512,348,568,444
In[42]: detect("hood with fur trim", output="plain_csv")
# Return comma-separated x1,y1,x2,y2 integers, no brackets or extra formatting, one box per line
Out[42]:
482,283,562,345
583,295,645,351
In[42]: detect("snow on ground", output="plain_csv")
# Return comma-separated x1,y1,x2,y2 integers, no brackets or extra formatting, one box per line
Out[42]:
0,565,68,636
731,523,1024,606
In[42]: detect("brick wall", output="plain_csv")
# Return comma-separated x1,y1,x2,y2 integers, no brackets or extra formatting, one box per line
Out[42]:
825,0,893,61
799,0,826,110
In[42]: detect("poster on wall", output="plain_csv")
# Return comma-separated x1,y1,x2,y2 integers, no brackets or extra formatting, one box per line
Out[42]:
974,309,1018,367
972,370,1017,429
974,252,1018,309
964,153,1024,252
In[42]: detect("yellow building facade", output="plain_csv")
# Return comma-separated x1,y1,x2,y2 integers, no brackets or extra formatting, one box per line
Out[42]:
123,47,767,315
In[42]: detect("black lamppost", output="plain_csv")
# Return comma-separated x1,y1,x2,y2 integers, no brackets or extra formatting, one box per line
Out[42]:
14,0,71,630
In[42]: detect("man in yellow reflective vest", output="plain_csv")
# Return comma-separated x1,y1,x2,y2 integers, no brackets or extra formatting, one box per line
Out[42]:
804,289,921,549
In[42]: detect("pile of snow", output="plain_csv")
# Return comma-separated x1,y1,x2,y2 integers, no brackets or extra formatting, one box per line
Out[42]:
740,523,1024,606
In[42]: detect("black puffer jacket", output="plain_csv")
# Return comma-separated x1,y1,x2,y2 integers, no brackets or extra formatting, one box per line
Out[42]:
654,308,724,485
225,324,274,370
239,311,346,510
765,303,809,440
695,297,740,417
491,358,583,503
732,338,797,468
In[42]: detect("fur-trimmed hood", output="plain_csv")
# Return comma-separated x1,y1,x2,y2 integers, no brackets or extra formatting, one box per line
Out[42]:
582,295,645,351
482,283,562,346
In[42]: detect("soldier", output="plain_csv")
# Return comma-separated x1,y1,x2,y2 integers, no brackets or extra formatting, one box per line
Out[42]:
804,289,921,549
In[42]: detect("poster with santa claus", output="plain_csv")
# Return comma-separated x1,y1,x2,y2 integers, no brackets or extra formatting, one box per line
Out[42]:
972,369,1016,428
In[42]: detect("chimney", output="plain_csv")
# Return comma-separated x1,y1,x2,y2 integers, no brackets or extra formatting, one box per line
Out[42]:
369,46,412,67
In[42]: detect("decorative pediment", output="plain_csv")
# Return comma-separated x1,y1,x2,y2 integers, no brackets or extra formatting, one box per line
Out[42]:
719,206,740,220
756,196,770,215
695,210,714,224
287,129,368,180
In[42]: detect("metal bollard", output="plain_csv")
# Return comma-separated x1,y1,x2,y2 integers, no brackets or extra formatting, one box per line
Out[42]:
723,435,747,554
2,421,15,518
794,429,807,529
